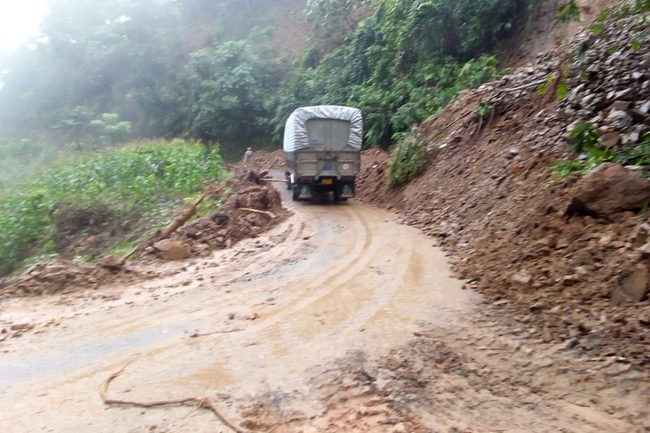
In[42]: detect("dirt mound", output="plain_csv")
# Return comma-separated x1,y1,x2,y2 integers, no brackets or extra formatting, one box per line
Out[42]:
357,2,650,365
0,259,147,299
172,168,289,254
355,146,391,204
0,169,290,299
250,149,285,169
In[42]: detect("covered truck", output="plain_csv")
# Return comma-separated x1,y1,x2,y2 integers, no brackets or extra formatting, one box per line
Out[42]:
283,105,363,201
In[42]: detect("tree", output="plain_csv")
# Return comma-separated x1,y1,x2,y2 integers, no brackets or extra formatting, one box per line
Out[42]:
178,41,282,153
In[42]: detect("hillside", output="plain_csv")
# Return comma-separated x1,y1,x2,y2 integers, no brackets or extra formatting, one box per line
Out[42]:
357,0,650,365
2,1,650,431
0,0,548,157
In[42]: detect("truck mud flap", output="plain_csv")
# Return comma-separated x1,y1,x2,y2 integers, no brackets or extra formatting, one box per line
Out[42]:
340,182,355,199
292,183,312,201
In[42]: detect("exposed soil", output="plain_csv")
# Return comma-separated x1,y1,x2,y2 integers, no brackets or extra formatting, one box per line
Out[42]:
269,0,311,59
247,149,285,170
355,0,650,367
500,0,620,69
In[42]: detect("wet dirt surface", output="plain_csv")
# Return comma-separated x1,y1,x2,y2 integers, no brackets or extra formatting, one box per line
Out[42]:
0,184,477,432
0,184,648,432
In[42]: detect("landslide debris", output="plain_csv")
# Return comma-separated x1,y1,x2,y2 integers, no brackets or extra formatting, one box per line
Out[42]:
0,169,289,299
357,1,650,365
246,149,285,169
171,167,287,254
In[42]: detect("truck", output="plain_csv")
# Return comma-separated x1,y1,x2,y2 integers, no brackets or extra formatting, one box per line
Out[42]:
283,105,363,202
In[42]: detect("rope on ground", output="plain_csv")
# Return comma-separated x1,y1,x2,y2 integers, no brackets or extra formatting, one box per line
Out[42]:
100,363,250,433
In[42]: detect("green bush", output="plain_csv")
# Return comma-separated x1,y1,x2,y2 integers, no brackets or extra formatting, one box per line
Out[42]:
387,133,433,187
552,124,650,178
557,0,580,23
0,140,225,276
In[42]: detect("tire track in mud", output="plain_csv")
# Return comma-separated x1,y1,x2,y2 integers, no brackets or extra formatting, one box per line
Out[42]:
161,203,454,392
0,198,478,433
3,196,646,433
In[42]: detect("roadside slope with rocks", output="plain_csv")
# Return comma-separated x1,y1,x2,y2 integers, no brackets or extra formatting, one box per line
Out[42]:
358,1,650,366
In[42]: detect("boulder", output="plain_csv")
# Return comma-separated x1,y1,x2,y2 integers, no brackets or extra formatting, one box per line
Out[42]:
562,275,580,286
565,163,650,217
98,255,125,271
611,268,649,305
512,271,533,289
605,109,633,129
599,132,621,148
153,240,191,261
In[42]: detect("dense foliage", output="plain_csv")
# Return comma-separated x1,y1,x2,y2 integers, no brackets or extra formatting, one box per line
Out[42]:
387,132,433,186
0,0,536,154
0,140,224,275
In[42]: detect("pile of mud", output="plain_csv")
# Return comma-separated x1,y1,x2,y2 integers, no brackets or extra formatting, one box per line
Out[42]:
242,322,648,432
357,2,650,365
356,146,391,203
171,167,289,254
0,259,149,299
248,149,285,170
0,169,289,299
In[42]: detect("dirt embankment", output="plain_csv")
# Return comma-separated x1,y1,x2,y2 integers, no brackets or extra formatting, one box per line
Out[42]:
357,2,650,366
0,168,290,301
247,149,285,169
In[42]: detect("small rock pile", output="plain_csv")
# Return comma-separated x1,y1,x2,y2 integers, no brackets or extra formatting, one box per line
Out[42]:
357,1,650,365
355,146,391,202
249,149,285,169
561,11,650,149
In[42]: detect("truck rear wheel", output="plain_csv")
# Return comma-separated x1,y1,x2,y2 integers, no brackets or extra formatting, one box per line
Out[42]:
292,185,300,201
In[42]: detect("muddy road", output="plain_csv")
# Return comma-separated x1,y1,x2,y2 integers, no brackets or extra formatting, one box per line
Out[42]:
0,189,648,432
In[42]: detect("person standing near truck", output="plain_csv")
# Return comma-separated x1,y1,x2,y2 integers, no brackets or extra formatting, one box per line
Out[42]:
243,147,253,167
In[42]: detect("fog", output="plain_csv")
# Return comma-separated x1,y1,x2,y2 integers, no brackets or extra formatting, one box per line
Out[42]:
0,1,49,50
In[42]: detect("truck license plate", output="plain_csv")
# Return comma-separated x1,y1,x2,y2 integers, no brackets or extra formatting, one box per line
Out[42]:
321,178,333,185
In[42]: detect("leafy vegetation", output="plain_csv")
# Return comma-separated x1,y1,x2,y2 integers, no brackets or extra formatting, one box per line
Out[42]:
0,140,225,276
474,100,495,120
289,0,518,146
557,0,580,23
552,122,650,178
387,133,433,187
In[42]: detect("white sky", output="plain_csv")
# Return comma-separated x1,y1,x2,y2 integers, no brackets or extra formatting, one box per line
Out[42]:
0,1,50,50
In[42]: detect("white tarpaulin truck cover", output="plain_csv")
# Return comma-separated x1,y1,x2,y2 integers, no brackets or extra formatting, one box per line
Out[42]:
283,105,363,152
